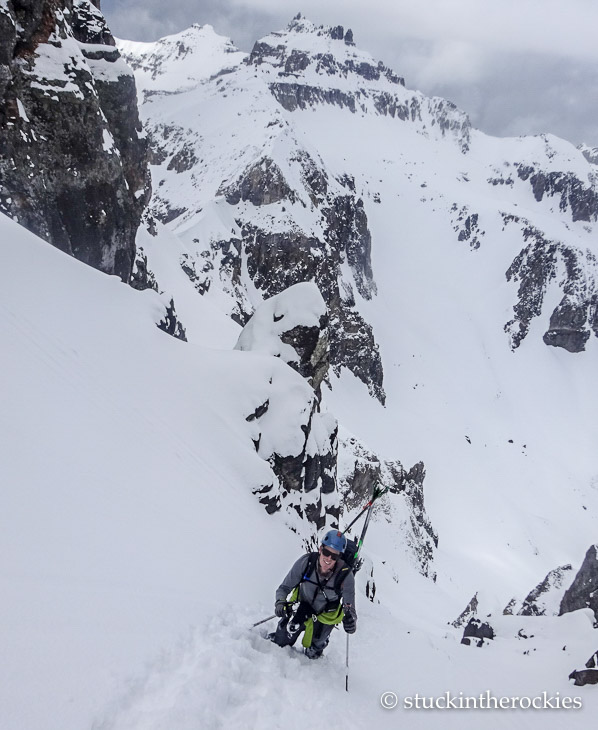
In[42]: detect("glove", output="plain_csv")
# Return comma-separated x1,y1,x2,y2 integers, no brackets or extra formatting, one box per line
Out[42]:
275,600,290,618
343,612,356,634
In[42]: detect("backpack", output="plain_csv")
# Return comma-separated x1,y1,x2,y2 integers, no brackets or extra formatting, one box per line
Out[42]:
341,537,363,573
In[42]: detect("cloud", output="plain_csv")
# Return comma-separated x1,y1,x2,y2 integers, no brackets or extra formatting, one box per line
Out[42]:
100,0,598,146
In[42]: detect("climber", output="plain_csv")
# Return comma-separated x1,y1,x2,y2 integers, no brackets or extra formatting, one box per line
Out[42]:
270,530,357,659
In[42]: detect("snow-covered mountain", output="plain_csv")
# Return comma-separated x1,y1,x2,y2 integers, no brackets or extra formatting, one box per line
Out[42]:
118,14,598,590
2,5,598,729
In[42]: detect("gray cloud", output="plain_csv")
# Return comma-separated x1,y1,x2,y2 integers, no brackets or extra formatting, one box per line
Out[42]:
100,0,598,146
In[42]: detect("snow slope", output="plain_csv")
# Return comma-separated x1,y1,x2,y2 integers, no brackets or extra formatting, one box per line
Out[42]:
0,213,324,729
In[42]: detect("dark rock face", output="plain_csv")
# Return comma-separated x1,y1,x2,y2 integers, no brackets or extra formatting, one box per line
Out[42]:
516,164,598,223
560,545,598,623
130,246,158,292
247,393,339,530
157,298,187,341
180,251,212,295
269,83,470,153
270,82,357,113
338,435,437,579
569,650,598,686
215,148,385,402
452,204,484,249
451,594,479,627
219,157,295,206
503,216,598,352
0,0,149,281
248,19,403,88
245,18,470,153
279,321,329,394
517,564,574,616
543,299,591,353
461,618,495,647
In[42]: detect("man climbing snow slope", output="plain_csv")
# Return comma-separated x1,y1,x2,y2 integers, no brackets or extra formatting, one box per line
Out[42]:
270,530,357,659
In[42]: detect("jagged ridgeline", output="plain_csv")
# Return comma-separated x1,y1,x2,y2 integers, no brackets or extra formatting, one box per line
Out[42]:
0,0,150,280
118,14,598,368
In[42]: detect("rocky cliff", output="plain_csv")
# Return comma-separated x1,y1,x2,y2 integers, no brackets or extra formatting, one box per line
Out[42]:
0,0,149,281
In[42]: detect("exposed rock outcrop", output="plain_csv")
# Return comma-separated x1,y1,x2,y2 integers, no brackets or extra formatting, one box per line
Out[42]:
219,157,296,206
578,144,598,167
516,163,598,223
130,246,158,292
247,17,470,154
214,149,385,402
248,15,403,88
516,564,574,616
560,545,598,624
503,216,598,352
452,204,484,250
235,282,329,394
157,298,187,341
451,593,479,627
237,285,339,528
0,0,149,281
569,650,598,686
338,433,437,579
461,618,495,647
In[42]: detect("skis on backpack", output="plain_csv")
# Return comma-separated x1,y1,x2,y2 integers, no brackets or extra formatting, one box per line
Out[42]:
342,482,389,573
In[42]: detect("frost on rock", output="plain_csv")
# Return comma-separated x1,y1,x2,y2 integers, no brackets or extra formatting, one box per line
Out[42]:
247,383,339,532
451,593,479,627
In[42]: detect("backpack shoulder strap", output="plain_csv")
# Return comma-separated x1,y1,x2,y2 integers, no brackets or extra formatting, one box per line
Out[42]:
301,552,319,582
333,564,352,592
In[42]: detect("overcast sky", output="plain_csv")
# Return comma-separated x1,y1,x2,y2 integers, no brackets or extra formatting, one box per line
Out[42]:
101,0,598,148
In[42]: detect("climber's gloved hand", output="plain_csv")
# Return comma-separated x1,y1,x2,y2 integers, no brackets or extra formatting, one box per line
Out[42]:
343,611,356,634
275,600,290,618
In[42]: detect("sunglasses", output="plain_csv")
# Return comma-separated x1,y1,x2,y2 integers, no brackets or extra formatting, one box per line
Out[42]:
320,547,340,561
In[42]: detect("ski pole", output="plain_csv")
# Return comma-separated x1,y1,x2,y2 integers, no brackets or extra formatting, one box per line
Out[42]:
251,614,276,628
345,633,350,692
